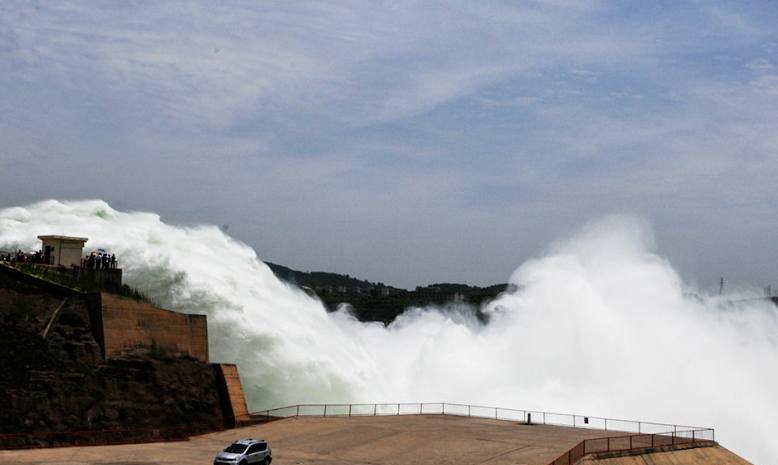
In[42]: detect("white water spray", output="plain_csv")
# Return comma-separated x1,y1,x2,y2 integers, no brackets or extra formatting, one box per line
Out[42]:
1,200,775,464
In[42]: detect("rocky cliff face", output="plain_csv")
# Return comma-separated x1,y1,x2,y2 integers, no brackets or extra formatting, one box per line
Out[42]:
0,270,224,434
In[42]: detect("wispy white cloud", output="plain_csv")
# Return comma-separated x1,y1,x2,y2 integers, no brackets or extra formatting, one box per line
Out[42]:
2,0,778,291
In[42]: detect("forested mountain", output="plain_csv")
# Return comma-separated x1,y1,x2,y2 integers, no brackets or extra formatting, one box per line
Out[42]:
265,262,511,325
265,262,379,289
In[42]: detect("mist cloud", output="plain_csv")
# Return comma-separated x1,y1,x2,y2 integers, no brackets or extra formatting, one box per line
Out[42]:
2,201,775,463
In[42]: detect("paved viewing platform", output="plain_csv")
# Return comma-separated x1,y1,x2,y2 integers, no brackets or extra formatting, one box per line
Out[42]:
0,414,749,465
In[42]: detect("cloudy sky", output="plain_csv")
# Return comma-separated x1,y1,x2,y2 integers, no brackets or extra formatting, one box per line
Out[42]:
2,1,777,290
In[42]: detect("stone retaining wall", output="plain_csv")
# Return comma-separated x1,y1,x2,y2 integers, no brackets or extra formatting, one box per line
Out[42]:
96,293,209,362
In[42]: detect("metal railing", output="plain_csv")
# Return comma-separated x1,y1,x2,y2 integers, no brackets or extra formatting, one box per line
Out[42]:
251,402,715,465
250,402,712,436
548,428,716,465
0,402,714,458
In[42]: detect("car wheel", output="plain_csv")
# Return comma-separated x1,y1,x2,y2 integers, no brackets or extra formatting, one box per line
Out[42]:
239,461,247,465
263,457,272,465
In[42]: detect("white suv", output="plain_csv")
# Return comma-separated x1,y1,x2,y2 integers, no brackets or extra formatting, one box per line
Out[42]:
214,439,272,465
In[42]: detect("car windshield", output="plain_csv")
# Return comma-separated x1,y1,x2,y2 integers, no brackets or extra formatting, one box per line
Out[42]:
225,444,248,454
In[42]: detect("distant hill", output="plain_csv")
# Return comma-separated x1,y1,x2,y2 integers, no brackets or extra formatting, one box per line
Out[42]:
265,262,511,325
265,262,378,289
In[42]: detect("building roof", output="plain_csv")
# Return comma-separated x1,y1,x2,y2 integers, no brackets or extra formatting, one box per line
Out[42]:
37,235,89,243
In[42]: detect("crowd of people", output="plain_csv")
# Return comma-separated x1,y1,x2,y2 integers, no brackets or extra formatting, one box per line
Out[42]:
83,252,117,270
0,250,48,263
0,249,118,270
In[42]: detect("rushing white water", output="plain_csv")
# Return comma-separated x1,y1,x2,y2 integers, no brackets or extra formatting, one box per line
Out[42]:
1,200,775,464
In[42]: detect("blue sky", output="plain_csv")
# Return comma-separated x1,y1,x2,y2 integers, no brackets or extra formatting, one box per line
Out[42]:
2,1,778,290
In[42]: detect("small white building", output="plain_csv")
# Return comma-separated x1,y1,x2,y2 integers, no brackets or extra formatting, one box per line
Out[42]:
37,235,88,267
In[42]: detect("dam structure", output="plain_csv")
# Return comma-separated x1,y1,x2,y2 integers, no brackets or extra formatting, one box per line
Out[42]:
0,235,753,464
0,235,250,445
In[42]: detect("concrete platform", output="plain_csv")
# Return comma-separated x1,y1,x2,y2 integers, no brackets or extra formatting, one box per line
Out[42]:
0,414,728,465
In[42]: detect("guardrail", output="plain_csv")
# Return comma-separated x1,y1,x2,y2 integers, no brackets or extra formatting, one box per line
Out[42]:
251,402,715,465
0,402,714,458
249,402,712,437
548,428,716,465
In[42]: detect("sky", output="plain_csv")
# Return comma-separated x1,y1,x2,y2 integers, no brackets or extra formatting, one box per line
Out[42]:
2,1,777,291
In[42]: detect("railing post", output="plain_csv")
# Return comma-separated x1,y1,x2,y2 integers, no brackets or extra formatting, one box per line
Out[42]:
296,405,299,417
373,404,377,416
324,405,327,417
468,405,471,417
349,405,352,417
